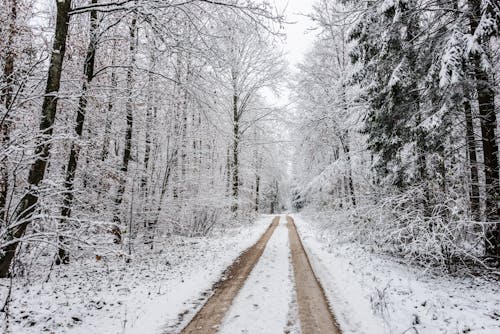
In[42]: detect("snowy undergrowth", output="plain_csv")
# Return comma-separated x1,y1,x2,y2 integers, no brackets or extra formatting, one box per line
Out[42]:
292,213,500,334
0,216,272,334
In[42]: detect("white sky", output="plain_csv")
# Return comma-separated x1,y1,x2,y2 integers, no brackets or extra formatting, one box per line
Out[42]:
262,0,315,107
274,0,315,67
266,1,316,178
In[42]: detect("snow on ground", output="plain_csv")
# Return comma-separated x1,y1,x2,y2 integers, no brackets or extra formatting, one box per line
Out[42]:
0,216,272,334
219,216,297,334
292,213,500,334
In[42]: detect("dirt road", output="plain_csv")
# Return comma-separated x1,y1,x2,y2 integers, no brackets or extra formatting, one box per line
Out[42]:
180,216,280,334
287,215,341,334
178,215,341,334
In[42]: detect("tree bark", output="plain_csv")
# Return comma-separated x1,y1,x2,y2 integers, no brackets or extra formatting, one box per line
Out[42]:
0,0,17,225
469,0,500,259
340,132,356,207
142,76,152,191
231,92,239,212
100,41,118,163
231,70,239,212
339,81,356,207
255,174,260,212
56,0,98,265
464,99,481,221
113,17,136,227
0,0,72,277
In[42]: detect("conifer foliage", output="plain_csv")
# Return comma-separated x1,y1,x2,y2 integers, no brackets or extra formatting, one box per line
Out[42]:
292,0,500,268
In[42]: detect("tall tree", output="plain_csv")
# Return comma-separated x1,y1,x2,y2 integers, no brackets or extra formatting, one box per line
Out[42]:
112,17,137,232
56,0,99,265
0,0,72,277
468,0,500,258
0,0,17,224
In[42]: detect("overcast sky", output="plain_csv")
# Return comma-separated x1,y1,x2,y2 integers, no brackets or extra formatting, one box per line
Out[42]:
274,0,315,67
261,0,315,107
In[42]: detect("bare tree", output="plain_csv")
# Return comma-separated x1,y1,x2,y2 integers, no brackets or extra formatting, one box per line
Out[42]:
0,0,72,277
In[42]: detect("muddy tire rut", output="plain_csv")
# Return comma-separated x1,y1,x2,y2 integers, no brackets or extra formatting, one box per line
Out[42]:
287,215,341,334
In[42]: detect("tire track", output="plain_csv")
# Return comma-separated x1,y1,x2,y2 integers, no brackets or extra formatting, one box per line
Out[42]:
287,215,342,334
180,216,280,334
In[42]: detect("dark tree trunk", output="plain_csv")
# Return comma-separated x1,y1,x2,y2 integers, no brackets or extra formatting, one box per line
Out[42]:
340,132,356,207
416,112,430,217
0,0,17,224
56,0,98,265
337,180,343,209
0,0,72,277
231,74,239,212
406,8,429,213
142,93,152,191
155,162,173,225
464,99,481,221
255,174,260,212
469,0,500,259
270,180,279,214
340,84,356,208
113,17,136,227
100,41,117,163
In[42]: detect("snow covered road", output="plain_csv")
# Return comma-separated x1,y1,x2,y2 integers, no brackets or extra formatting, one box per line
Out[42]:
180,213,500,334
218,217,294,334
181,215,339,334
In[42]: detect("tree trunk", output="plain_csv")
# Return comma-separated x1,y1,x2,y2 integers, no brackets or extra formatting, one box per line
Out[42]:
142,79,152,191
416,112,429,214
113,17,136,227
100,41,117,163
0,0,72,277
56,0,98,265
155,163,173,223
171,50,184,200
255,174,260,212
231,68,239,212
340,132,356,207
464,99,481,221
469,0,500,259
226,147,231,194
231,91,239,212
0,0,17,224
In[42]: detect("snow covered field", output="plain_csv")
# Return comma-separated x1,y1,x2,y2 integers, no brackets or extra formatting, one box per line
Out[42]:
293,214,500,334
0,216,272,334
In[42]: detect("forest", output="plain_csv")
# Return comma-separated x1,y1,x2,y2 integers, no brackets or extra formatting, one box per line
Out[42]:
291,0,500,270
0,0,499,333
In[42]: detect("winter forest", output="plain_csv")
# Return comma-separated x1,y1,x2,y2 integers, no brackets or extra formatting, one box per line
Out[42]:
0,0,499,333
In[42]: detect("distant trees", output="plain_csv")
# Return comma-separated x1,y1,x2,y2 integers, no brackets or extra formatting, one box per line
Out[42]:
292,0,500,267
211,18,285,212
292,0,361,211
0,0,286,277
